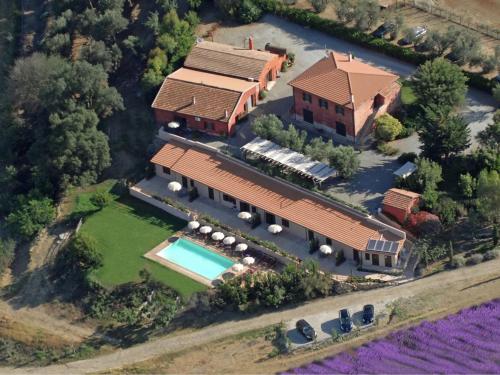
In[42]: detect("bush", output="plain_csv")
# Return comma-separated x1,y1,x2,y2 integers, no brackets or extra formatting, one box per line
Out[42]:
89,191,112,210
465,253,483,266
449,257,465,269
310,0,327,13
287,52,295,65
7,197,56,240
483,249,499,261
0,238,15,275
259,90,268,100
397,152,417,164
377,142,399,156
375,114,403,142
239,0,263,23
251,213,261,229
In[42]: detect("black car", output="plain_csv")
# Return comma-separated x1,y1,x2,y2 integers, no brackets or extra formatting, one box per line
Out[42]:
362,304,375,324
373,23,393,38
296,319,317,341
339,309,353,332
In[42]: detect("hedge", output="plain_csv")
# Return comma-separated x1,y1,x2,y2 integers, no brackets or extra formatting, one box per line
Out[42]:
253,0,495,93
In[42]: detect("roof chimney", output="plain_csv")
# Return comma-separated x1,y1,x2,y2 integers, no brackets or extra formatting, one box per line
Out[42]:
224,109,229,118
248,36,254,50
351,94,355,103
192,96,196,105
348,53,352,62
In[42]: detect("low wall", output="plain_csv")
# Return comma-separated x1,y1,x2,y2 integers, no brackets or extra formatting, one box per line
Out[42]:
129,186,191,222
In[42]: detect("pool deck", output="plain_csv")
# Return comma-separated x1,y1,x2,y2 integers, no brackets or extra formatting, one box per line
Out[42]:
144,234,248,287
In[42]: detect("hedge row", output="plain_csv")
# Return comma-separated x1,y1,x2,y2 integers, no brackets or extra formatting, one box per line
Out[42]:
254,0,495,93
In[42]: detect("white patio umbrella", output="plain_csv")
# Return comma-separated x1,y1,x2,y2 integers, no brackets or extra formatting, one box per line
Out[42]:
232,263,244,272
319,245,333,255
199,226,212,234
211,232,225,241
167,121,180,129
167,181,182,192
235,243,248,252
187,220,200,230
267,224,282,234
237,211,252,220
223,236,236,246
242,256,255,265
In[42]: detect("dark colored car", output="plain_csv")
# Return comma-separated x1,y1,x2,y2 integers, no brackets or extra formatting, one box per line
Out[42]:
373,23,394,38
296,319,317,341
363,304,375,324
339,309,353,332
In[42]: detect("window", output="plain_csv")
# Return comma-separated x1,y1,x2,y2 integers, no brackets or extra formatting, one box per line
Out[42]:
319,99,328,109
251,206,257,213
281,218,290,228
335,105,344,115
204,122,214,130
181,176,188,188
302,92,312,103
365,253,370,260
240,202,250,212
208,188,214,200
162,166,170,175
326,238,332,246
265,212,276,224
190,179,195,188
308,230,314,240
385,256,392,267
336,122,347,137
223,194,236,204
372,254,379,266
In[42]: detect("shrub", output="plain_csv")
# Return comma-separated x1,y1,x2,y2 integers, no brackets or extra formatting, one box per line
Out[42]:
398,126,414,139
449,257,465,269
7,197,56,240
287,52,296,65
281,61,288,72
259,90,268,100
188,187,199,202
0,238,15,275
239,0,263,23
482,249,499,261
310,0,327,13
377,142,399,156
375,114,403,142
90,191,112,210
466,253,483,266
251,213,261,229
398,152,417,164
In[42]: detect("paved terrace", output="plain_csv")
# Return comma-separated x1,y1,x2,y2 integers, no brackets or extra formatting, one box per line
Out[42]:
134,176,399,279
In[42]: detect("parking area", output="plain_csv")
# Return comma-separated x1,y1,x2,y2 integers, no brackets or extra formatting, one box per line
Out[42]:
286,299,389,348
209,14,496,212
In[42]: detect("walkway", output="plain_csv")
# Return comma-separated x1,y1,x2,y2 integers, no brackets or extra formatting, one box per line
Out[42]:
7,257,500,374
135,176,370,277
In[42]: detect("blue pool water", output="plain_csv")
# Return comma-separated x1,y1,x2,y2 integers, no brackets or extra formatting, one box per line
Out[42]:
157,238,235,280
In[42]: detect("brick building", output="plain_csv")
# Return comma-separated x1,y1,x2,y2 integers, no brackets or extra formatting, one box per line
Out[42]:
382,188,421,225
289,51,400,143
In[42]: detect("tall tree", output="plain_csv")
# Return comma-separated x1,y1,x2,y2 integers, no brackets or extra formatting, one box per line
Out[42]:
476,110,500,152
412,58,468,109
418,105,470,161
475,169,500,224
328,146,360,179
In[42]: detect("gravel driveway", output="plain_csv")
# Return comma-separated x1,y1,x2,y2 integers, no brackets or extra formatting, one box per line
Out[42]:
212,15,497,211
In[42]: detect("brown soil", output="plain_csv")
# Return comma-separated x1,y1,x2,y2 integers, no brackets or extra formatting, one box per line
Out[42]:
439,0,500,28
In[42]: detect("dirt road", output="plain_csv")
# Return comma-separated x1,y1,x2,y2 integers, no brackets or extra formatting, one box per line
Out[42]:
4,257,499,374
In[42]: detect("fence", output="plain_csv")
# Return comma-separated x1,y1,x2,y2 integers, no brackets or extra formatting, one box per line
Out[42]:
391,0,500,40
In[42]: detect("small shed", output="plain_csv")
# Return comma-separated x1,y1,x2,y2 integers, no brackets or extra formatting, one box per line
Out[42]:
393,161,417,179
382,188,420,225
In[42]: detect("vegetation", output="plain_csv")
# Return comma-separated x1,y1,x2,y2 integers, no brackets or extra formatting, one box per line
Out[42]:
215,0,263,24
215,261,331,310
6,197,56,240
251,115,360,178
0,238,15,275
375,114,403,142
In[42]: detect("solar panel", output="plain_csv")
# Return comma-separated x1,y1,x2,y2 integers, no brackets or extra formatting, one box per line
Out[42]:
366,239,399,253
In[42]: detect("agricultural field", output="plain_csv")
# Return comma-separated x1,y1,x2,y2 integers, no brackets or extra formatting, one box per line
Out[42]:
286,299,500,374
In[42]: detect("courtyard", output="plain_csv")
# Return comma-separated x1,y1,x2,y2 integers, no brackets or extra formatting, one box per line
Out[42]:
199,14,497,212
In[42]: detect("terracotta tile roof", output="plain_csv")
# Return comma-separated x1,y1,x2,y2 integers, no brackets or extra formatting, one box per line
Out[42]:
184,41,276,80
151,139,405,252
383,188,420,211
151,72,250,122
169,68,258,92
289,51,399,109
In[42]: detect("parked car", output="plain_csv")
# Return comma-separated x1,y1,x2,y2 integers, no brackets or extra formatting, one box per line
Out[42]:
339,309,353,332
401,26,427,45
362,304,375,324
373,23,394,38
296,319,317,341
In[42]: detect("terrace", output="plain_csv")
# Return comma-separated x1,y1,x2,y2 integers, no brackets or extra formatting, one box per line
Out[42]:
133,176,389,278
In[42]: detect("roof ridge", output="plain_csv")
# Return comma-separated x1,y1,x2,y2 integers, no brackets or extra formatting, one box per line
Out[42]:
195,44,271,61
168,76,242,94
346,71,354,106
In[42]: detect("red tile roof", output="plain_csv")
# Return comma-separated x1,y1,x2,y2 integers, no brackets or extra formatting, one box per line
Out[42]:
184,41,276,80
383,188,420,211
151,139,405,252
289,51,399,109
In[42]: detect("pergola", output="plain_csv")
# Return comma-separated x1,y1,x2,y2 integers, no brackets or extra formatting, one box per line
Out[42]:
241,137,337,185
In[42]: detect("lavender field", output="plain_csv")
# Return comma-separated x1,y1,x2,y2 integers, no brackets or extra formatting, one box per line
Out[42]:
286,299,500,374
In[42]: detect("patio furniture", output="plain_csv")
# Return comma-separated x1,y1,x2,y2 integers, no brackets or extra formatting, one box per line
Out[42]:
268,224,282,234
237,212,252,220
187,220,200,230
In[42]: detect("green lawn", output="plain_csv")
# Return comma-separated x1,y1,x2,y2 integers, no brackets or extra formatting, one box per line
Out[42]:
401,81,417,106
79,191,206,298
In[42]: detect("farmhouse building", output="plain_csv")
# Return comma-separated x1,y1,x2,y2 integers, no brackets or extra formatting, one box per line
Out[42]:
150,135,407,269
382,188,421,225
289,51,400,143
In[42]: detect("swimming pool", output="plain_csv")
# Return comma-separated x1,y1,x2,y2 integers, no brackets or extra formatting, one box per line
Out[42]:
156,238,235,280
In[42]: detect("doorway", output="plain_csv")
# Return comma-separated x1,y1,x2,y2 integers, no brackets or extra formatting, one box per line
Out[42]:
303,109,313,124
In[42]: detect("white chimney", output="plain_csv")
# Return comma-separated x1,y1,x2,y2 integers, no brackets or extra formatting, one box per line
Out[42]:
192,96,196,105
348,53,352,62
351,94,355,103
224,109,229,118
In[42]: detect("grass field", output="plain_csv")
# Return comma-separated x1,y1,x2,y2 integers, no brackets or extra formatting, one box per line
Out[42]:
77,185,206,298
